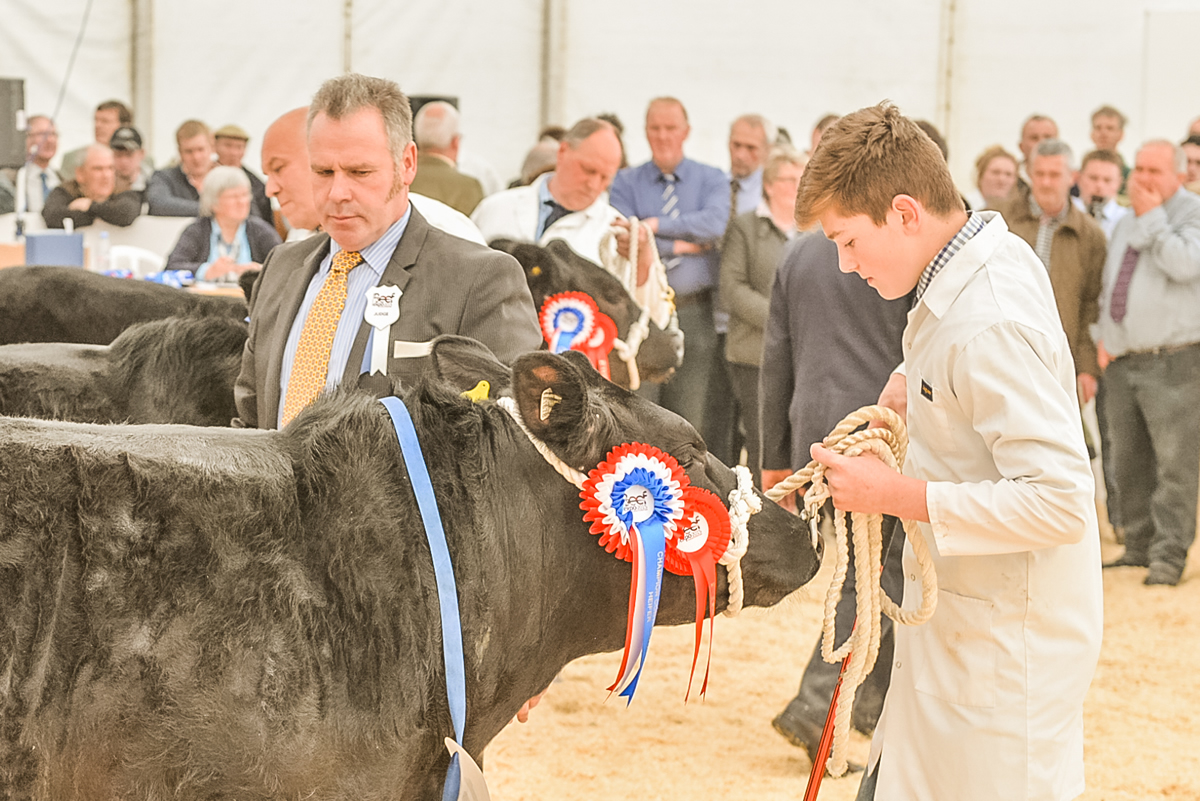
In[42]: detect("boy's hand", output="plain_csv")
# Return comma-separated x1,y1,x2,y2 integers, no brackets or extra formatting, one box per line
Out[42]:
810,443,929,522
870,372,907,429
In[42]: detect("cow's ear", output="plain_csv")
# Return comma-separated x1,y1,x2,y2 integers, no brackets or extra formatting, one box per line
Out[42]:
512,351,589,443
429,335,512,396
238,269,261,303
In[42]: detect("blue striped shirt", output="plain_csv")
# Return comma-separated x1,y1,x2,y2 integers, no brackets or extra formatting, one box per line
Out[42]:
278,207,411,428
913,211,986,306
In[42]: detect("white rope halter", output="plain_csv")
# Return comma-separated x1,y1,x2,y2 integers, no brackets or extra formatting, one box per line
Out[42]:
598,216,678,392
495,395,757,609
765,405,938,778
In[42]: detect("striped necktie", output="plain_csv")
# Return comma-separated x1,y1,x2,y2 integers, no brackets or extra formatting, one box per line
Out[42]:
661,173,681,269
728,176,739,228
1108,245,1139,324
280,249,364,426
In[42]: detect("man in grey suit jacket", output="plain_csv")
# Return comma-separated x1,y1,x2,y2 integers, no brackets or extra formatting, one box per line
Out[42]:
759,231,909,768
233,74,540,430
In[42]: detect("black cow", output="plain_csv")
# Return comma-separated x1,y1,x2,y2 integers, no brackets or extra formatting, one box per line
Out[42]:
0,266,247,346
0,336,819,800
0,315,248,425
491,238,685,387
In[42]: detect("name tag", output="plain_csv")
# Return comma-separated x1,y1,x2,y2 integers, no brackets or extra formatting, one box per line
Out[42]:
920,380,934,402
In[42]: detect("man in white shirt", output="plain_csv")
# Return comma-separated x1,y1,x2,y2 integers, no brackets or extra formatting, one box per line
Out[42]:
14,115,60,216
1073,149,1128,240
797,103,1102,801
472,118,667,322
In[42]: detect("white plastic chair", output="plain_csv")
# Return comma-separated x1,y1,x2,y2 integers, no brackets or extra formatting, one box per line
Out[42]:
109,245,165,277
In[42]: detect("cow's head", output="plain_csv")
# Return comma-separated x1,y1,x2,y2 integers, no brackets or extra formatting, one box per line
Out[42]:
429,336,819,611
490,238,684,386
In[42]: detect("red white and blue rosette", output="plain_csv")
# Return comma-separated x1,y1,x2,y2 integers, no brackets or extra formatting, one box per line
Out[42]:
540,292,598,354
581,443,687,703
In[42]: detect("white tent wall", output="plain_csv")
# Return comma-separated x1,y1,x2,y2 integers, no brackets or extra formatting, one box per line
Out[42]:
349,0,544,189
3,0,1199,192
0,0,131,173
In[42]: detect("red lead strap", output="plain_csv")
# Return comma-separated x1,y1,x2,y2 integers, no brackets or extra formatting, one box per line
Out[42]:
802,651,853,801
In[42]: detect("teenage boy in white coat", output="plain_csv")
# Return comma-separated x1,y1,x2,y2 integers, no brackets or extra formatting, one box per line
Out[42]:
797,103,1103,801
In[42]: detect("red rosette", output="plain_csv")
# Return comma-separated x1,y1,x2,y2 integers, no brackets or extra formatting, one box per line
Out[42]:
539,291,599,351
665,487,732,576
580,312,618,378
580,442,689,562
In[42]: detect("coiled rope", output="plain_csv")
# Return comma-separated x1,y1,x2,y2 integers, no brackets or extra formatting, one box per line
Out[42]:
496,396,758,612
598,217,680,392
764,405,938,777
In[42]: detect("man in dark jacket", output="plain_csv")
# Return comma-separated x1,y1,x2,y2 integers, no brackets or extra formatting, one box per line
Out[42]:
42,144,140,229
759,231,909,769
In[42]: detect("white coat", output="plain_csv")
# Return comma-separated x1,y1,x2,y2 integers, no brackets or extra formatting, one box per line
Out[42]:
870,212,1104,801
471,174,673,328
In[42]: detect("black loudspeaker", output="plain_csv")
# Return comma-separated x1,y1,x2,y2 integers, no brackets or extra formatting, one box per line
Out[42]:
409,95,458,119
0,77,25,170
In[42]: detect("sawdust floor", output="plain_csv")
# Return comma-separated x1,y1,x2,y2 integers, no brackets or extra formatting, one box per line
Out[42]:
483,513,1200,800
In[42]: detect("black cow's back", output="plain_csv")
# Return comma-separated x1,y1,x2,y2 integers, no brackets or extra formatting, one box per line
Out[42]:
0,266,246,346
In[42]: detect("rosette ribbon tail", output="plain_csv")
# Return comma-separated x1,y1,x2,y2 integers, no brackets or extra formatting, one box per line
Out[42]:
609,519,667,705
684,553,718,702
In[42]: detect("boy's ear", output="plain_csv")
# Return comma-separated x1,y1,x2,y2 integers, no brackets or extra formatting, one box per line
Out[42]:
891,194,922,231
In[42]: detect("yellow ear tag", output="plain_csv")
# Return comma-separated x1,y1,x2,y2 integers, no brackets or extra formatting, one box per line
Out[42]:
461,380,490,403
531,265,542,276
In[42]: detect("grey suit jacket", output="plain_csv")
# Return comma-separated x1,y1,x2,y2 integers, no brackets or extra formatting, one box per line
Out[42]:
759,231,910,471
233,206,541,429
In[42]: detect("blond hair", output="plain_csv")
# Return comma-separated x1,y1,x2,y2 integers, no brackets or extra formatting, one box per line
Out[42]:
794,102,963,229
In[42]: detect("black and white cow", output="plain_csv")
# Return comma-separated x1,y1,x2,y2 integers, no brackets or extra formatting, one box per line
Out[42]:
491,238,685,387
0,266,247,346
0,336,818,801
0,314,248,425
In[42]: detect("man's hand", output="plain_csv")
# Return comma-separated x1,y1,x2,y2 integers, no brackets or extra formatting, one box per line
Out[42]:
761,468,798,513
1097,341,1111,371
869,371,907,429
672,240,709,256
611,218,653,286
68,197,92,212
1077,373,1098,404
810,443,929,521
515,690,546,723
1129,173,1164,217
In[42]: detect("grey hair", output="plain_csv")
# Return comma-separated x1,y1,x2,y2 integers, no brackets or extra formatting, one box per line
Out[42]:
762,146,807,191
731,114,779,147
308,73,413,177
1030,138,1076,171
413,101,459,150
562,117,617,148
199,165,251,217
1139,139,1188,173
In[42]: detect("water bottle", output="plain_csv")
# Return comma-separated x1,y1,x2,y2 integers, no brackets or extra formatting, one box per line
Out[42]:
95,230,111,273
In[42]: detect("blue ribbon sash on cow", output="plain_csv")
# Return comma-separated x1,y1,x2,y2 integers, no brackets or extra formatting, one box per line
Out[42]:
379,397,489,801
580,443,686,703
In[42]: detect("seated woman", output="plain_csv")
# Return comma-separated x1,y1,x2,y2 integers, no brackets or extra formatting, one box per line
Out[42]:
166,166,280,281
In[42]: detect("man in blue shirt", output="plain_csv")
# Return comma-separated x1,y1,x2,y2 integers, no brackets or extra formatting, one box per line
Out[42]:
609,97,729,433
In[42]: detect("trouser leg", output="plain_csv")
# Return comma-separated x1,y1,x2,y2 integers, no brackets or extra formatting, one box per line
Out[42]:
1095,377,1123,532
1103,358,1156,562
728,362,761,487
704,333,738,465
1136,348,1200,571
657,298,715,434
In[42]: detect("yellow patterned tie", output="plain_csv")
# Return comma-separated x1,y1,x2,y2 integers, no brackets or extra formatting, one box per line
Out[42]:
280,249,363,426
